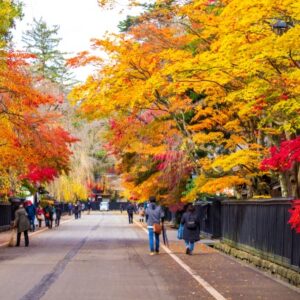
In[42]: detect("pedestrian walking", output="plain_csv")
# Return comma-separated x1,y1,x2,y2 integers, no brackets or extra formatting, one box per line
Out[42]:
44,204,53,229
127,202,135,224
36,205,44,228
78,201,82,218
74,203,79,219
138,206,145,223
180,204,200,255
25,201,36,232
145,196,164,255
68,202,73,215
14,203,30,247
55,205,62,227
87,200,91,214
120,203,123,214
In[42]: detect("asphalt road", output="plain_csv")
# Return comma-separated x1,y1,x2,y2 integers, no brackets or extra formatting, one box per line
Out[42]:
0,213,299,300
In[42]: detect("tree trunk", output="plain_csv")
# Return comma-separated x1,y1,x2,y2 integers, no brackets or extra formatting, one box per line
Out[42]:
279,172,288,197
290,163,300,198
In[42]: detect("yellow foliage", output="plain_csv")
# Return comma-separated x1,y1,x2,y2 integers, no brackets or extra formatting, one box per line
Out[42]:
69,0,300,203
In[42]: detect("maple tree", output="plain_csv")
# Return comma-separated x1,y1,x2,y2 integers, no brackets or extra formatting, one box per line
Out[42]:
70,0,300,204
0,2,78,198
0,51,78,194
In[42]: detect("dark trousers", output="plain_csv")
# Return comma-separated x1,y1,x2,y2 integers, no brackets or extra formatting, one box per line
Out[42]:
46,219,53,228
29,218,35,232
16,231,29,247
55,217,60,226
38,219,42,227
75,212,78,219
128,213,133,224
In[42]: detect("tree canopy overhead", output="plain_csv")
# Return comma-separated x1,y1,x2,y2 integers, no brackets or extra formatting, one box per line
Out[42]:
70,0,300,204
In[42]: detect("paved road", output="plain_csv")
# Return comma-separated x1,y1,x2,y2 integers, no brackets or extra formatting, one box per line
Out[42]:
0,213,299,300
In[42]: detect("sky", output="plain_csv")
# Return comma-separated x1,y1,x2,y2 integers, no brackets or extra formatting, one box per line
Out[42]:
13,0,138,80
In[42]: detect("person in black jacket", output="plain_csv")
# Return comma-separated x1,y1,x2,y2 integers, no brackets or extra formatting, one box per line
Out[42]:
180,204,200,255
127,202,135,224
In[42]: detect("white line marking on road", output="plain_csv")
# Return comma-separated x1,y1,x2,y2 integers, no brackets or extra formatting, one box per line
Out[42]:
134,221,226,300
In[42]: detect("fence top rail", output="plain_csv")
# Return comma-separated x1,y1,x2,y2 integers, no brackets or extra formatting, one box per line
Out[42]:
0,203,11,206
222,197,295,205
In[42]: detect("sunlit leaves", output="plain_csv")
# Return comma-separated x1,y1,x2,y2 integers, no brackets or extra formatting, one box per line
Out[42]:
71,0,300,203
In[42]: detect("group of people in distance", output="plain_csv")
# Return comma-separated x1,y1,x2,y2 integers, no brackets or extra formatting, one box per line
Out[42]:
126,196,201,256
67,201,92,219
13,201,62,247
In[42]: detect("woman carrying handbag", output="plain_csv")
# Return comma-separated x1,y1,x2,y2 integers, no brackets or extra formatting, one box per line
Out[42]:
145,196,164,255
14,203,30,247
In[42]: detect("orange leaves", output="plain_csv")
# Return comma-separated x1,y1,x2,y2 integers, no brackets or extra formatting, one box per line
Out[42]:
70,0,300,202
200,176,250,194
0,50,77,193
67,51,103,68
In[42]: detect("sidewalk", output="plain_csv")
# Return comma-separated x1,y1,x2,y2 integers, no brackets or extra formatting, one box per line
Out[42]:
135,219,222,254
0,213,73,247
135,218,300,299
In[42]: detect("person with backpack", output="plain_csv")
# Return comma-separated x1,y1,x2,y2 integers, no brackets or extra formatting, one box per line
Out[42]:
180,204,200,255
145,196,164,255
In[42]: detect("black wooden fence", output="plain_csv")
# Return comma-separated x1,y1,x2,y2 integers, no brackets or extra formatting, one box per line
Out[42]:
195,197,223,238
0,203,12,231
221,198,300,271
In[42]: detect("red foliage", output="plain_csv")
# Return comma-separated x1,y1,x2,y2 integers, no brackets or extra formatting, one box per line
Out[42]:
21,165,58,184
288,200,300,233
260,137,300,172
154,150,184,171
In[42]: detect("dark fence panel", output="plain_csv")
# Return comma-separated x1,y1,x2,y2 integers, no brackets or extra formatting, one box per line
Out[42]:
195,197,223,238
91,201,100,210
162,207,173,222
221,198,300,270
0,203,12,230
109,202,130,211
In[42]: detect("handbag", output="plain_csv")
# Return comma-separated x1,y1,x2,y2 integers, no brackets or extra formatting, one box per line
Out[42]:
177,223,184,240
153,223,162,235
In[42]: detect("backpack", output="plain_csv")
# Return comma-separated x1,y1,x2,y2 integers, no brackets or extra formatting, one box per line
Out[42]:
186,213,198,230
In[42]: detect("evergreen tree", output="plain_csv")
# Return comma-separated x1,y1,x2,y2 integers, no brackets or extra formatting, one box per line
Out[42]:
22,18,75,88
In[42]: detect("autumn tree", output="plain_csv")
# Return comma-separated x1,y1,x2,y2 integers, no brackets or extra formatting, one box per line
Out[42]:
0,3,78,198
70,0,300,203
